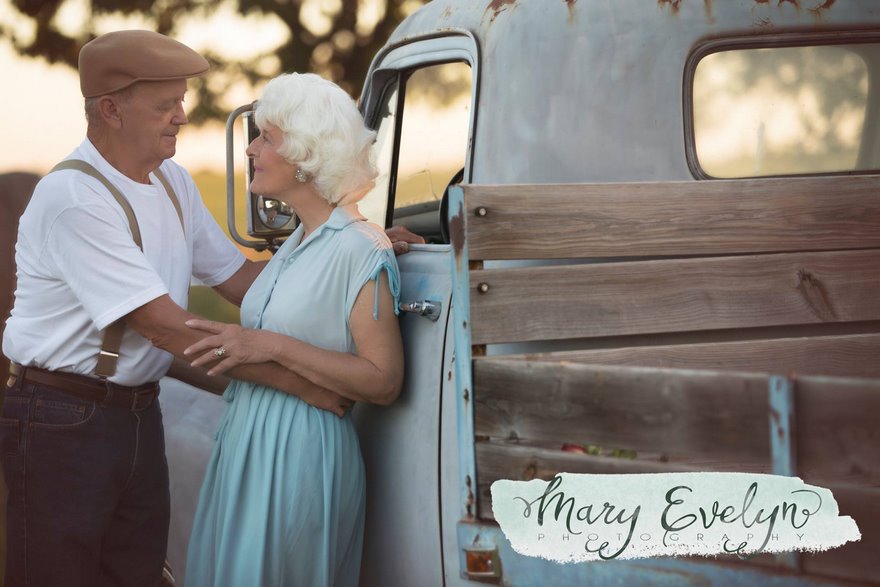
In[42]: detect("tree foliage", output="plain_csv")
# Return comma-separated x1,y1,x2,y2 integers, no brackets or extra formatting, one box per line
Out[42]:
1,0,427,123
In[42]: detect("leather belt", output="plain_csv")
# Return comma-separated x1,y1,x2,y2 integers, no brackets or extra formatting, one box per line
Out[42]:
8,364,159,411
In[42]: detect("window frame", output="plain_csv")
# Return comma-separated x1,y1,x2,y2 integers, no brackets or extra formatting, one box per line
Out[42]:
360,32,480,228
683,30,880,180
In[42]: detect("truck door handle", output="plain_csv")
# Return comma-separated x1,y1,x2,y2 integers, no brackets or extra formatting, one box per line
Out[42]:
398,300,443,322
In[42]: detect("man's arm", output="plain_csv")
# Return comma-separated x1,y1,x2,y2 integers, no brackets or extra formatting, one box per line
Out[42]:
125,294,351,415
165,357,229,394
211,259,267,307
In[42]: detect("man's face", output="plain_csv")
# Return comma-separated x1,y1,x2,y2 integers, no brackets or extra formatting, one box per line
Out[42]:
117,79,189,166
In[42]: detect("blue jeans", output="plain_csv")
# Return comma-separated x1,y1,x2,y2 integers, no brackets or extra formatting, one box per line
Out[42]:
0,381,170,586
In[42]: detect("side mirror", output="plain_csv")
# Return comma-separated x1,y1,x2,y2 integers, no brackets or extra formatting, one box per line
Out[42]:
225,103,297,252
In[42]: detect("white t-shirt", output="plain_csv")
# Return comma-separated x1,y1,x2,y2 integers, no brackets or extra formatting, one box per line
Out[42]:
3,139,245,385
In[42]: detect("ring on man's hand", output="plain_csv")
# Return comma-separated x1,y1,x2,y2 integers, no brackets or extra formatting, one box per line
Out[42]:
213,347,227,358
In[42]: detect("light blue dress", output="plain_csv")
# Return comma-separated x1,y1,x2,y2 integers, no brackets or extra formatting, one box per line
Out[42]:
185,206,400,586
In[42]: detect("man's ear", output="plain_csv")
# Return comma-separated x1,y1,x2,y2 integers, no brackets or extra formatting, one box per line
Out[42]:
97,95,124,129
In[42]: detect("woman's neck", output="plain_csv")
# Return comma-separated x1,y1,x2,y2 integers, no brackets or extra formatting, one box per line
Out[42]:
285,187,336,238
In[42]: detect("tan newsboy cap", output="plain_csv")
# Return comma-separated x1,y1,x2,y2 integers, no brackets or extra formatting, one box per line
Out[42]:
79,30,209,98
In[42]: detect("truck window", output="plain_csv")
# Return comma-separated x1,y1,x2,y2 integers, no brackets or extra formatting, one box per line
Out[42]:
358,61,472,241
395,63,471,209
691,42,880,178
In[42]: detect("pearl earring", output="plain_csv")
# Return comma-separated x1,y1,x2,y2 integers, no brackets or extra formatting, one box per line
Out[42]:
295,168,308,183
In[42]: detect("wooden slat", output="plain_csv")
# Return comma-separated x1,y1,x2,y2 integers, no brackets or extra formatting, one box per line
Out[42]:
798,376,880,486
463,176,880,260
470,249,880,345
503,333,880,379
473,359,772,462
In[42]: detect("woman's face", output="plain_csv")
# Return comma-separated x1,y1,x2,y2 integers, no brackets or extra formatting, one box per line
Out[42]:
246,122,299,198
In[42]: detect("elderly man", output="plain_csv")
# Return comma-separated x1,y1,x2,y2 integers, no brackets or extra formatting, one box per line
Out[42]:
0,30,420,586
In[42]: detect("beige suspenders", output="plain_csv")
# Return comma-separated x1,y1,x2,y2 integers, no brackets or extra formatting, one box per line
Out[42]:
49,160,186,378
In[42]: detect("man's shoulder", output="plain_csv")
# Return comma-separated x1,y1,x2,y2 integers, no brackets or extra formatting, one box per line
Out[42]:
35,142,122,208
28,165,108,212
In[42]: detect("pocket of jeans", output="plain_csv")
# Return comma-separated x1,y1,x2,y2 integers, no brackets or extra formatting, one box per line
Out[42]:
32,397,95,428
0,418,21,466
1,396,28,422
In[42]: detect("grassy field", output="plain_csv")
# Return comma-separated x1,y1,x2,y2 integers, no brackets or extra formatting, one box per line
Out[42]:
189,170,271,326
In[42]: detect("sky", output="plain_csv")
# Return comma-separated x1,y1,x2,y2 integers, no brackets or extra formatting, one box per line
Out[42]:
0,0,293,174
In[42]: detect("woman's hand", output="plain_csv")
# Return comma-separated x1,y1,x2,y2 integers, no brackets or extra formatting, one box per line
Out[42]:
184,319,278,376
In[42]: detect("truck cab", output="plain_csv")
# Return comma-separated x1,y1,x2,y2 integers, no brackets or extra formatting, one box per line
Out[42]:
351,2,880,585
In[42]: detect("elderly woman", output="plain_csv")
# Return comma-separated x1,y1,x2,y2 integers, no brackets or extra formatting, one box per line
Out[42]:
183,73,403,586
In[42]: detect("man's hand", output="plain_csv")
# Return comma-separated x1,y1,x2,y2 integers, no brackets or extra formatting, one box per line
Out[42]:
385,225,425,255
299,387,355,418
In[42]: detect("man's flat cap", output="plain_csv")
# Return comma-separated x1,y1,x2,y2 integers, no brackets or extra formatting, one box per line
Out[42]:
79,30,209,98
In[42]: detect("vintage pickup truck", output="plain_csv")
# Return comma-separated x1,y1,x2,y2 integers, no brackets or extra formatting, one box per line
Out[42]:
159,0,880,585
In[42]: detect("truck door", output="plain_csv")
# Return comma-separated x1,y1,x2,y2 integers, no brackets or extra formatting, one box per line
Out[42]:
351,34,477,586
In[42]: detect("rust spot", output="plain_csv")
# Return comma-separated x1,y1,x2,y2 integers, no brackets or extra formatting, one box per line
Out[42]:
565,0,577,19
485,0,517,24
795,269,837,322
704,0,715,23
465,474,475,518
808,0,836,16
488,0,516,8
754,0,770,3
657,0,683,13
777,0,799,7
450,200,466,259
442,5,454,18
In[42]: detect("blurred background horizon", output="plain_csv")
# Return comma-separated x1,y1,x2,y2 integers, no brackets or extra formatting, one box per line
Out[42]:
0,0,426,175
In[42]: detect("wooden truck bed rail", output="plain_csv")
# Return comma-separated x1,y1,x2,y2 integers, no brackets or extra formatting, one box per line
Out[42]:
448,176,880,585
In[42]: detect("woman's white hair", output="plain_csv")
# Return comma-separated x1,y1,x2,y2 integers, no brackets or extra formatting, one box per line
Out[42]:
254,72,378,206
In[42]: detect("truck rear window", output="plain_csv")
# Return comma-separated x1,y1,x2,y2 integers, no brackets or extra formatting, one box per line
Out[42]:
691,43,877,178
